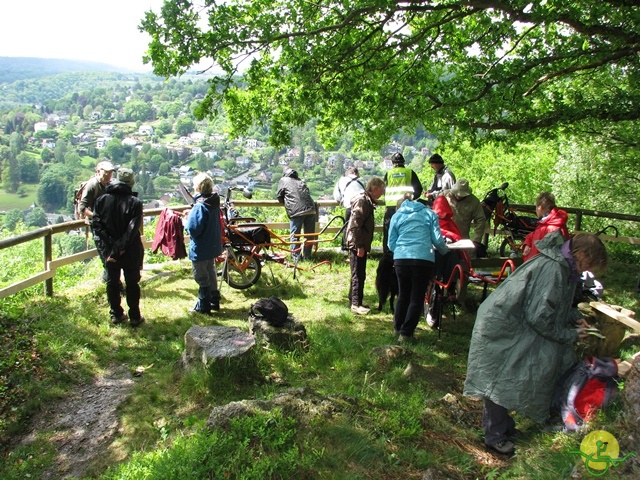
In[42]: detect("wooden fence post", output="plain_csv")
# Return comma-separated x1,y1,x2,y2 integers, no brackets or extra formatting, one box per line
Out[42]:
44,232,53,297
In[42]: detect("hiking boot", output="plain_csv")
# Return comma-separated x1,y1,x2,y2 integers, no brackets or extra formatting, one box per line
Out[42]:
507,428,523,441
129,316,145,327
351,305,370,315
210,301,220,312
111,314,127,325
486,439,515,455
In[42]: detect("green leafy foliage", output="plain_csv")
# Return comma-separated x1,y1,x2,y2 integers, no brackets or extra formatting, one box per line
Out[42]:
142,0,640,148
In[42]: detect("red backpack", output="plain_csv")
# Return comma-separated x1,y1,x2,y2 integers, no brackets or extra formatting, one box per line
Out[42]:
553,356,619,432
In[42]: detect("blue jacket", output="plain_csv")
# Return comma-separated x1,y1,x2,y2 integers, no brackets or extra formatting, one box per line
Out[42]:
388,199,448,262
185,193,223,261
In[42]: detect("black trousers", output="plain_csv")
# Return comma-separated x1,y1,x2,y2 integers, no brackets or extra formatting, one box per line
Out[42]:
482,397,516,445
349,249,367,307
382,206,395,254
105,260,141,321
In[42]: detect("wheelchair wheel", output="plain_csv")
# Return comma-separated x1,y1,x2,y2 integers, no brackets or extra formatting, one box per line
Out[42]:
499,235,525,258
223,249,262,289
424,281,442,329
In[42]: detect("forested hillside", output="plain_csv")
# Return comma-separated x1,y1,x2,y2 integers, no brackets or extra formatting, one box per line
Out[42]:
0,57,127,86
0,57,639,260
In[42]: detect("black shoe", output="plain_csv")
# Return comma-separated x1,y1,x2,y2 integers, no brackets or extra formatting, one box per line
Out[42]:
507,428,523,441
129,316,145,327
210,302,220,312
485,439,515,455
111,314,127,325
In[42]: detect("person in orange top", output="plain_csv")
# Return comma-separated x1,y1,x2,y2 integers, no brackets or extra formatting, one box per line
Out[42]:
522,192,569,261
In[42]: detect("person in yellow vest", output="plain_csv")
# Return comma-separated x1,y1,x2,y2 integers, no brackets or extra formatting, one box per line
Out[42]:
383,153,422,252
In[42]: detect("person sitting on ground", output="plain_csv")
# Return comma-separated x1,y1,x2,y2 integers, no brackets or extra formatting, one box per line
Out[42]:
185,173,223,315
463,231,608,455
277,167,316,261
522,191,569,261
92,168,145,327
424,154,456,202
443,178,487,256
333,167,365,251
388,194,449,343
346,177,386,315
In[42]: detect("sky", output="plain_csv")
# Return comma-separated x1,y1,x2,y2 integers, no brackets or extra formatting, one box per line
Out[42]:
0,0,166,72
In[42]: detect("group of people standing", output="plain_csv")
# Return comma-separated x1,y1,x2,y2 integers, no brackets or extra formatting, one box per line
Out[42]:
335,153,609,456
80,154,613,457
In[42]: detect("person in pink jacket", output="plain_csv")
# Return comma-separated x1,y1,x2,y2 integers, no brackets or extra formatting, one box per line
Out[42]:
522,192,569,261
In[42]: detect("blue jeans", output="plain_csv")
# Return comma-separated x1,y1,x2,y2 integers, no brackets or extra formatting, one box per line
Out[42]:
289,214,316,260
192,258,219,312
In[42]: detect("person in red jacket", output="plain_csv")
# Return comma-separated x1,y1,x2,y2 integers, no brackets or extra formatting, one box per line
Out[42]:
522,192,569,261
432,196,462,242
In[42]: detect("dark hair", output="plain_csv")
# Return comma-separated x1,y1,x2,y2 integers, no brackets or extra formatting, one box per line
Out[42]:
392,153,405,165
429,154,444,164
571,233,608,275
346,167,359,176
536,192,556,214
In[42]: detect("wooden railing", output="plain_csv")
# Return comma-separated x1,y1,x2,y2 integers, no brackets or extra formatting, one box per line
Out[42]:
1,200,639,299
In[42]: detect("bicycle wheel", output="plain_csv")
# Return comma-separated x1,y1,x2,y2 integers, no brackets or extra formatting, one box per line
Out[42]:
424,281,442,329
223,249,262,289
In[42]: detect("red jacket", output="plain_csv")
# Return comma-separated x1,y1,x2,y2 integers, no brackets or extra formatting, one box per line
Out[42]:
152,208,187,260
432,196,462,242
523,207,569,261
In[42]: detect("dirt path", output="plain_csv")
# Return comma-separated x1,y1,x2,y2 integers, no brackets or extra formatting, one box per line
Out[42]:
18,366,135,479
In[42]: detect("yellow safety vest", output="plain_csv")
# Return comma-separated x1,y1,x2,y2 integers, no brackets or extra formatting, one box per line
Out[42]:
385,167,414,207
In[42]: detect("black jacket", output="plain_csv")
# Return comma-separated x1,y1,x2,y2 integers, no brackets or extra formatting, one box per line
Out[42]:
92,181,144,266
276,169,315,218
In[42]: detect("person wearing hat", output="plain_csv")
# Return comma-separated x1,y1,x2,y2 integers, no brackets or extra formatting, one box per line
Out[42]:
92,168,145,327
443,178,487,248
382,152,423,253
77,160,116,220
425,154,456,202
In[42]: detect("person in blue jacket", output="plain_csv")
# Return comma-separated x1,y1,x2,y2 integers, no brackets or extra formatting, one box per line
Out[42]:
388,195,449,343
185,173,223,315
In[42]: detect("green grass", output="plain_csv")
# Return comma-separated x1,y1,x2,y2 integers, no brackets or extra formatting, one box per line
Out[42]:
1,249,639,479
0,184,39,211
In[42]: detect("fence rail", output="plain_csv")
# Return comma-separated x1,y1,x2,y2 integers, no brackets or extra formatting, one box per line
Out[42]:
2,200,639,299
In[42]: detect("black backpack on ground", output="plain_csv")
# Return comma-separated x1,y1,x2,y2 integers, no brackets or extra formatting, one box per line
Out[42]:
250,296,289,327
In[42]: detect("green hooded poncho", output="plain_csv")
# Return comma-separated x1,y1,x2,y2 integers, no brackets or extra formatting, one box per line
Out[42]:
463,230,582,423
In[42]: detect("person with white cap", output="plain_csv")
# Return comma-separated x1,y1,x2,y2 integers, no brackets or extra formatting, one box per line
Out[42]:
443,178,487,247
78,160,116,220
92,168,145,327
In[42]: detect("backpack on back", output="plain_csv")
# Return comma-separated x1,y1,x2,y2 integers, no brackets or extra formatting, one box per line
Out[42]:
552,356,619,432
73,181,88,219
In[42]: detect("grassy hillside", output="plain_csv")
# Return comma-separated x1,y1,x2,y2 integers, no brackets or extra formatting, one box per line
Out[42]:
1,246,639,479
0,184,38,211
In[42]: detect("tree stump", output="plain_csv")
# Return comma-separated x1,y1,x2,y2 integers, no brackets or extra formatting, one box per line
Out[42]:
178,325,257,379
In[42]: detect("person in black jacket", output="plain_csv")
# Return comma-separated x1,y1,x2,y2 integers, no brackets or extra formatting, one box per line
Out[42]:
92,168,145,326
277,168,316,261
